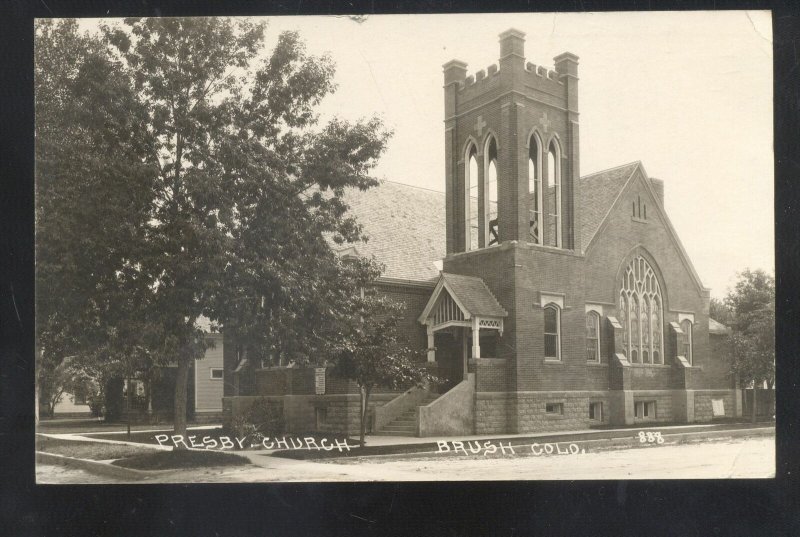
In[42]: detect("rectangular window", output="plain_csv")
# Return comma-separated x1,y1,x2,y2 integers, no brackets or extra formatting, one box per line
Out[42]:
589,402,603,421
634,401,656,419
545,402,564,415
210,368,223,380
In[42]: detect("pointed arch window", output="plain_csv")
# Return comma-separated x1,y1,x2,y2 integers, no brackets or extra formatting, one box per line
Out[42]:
586,311,601,362
620,255,664,364
465,143,479,251
681,319,693,365
546,140,562,248
544,304,561,361
528,133,543,244
484,136,499,246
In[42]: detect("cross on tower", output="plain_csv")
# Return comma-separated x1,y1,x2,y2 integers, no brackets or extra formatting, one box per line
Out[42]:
539,112,551,132
474,115,487,136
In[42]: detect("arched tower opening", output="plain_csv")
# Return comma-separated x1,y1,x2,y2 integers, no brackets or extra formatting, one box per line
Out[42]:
442,30,580,254
484,135,499,246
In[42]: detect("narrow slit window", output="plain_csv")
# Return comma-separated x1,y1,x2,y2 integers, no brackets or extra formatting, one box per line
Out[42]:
586,311,600,362
681,319,693,365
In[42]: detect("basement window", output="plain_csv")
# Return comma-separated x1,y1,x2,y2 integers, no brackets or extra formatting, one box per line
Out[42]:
545,402,564,415
634,401,656,420
589,402,603,421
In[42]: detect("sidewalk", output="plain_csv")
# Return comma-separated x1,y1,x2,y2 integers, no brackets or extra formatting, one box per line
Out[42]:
268,421,775,460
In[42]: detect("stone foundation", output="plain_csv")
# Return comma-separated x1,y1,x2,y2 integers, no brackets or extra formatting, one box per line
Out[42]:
474,389,738,435
693,389,737,421
223,393,397,436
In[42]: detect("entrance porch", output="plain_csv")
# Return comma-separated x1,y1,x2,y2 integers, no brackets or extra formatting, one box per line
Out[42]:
418,273,508,384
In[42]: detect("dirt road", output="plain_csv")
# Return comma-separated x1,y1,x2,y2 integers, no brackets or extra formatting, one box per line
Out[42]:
38,434,773,483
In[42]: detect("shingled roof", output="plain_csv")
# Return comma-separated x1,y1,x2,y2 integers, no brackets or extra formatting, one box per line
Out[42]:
577,162,640,248
439,273,508,318
339,180,446,281
339,165,642,282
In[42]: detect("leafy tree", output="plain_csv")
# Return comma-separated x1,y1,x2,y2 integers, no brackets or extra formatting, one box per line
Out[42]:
709,297,733,328
100,18,389,438
725,269,775,421
34,19,155,422
36,18,390,439
333,287,433,446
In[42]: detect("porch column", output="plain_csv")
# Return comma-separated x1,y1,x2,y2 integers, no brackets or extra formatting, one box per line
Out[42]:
427,326,435,363
471,316,481,359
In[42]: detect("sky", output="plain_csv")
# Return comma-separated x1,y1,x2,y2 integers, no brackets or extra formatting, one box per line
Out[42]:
80,12,773,299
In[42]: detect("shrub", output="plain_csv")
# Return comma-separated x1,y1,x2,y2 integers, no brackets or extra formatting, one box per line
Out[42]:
87,394,104,417
227,398,285,446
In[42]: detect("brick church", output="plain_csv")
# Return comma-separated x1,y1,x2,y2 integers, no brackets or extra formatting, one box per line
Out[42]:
223,29,739,436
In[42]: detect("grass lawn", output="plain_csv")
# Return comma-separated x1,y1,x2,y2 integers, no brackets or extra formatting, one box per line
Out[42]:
36,435,156,461
112,450,249,470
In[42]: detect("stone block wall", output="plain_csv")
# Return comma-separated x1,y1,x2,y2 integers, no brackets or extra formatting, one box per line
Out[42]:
632,390,673,424
694,389,736,422
475,392,513,434
515,391,610,433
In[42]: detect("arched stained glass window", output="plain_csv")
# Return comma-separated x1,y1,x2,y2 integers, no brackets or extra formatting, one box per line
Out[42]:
681,319,693,365
620,255,664,364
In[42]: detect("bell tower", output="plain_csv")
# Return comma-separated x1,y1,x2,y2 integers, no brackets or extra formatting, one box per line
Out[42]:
443,29,581,255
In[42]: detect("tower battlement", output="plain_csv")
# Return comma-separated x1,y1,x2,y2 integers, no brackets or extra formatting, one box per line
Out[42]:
442,29,581,256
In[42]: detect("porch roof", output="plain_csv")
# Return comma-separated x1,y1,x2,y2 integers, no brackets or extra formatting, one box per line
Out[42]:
419,272,508,324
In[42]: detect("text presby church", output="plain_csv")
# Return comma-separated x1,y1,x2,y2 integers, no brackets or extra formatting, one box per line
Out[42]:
221,29,739,436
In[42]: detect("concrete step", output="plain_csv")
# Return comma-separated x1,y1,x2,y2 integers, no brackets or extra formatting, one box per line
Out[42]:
390,420,416,427
371,430,417,437
382,424,416,431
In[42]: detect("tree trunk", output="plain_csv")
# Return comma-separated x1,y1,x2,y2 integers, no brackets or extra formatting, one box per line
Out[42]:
752,386,758,423
146,376,153,416
173,358,190,446
359,385,371,447
35,378,40,427
126,377,132,440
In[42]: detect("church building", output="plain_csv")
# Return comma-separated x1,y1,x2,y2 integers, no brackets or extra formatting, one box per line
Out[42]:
222,29,738,437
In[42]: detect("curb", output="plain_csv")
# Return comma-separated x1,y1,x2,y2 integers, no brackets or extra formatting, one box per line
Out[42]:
272,425,775,461
36,451,174,481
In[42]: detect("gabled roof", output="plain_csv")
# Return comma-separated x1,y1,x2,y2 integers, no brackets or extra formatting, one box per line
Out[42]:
338,164,707,293
439,273,508,318
709,318,731,335
418,272,508,323
578,162,640,248
580,161,708,293
337,180,446,281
